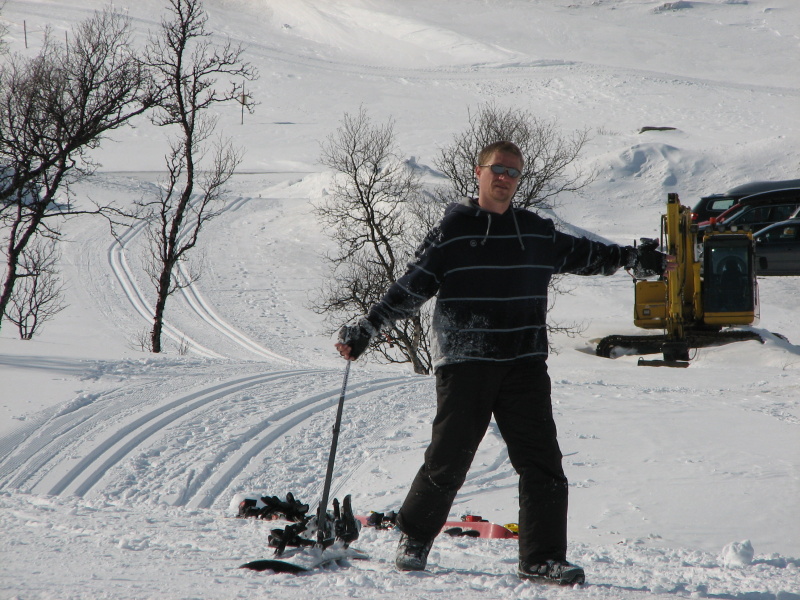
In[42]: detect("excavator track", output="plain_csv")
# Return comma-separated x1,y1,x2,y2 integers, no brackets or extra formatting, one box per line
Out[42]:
596,330,764,359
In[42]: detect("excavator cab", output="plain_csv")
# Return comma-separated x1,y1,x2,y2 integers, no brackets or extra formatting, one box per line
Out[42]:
702,233,758,325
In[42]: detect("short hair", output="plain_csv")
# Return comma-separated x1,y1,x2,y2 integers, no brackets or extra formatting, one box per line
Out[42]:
478,141,524,168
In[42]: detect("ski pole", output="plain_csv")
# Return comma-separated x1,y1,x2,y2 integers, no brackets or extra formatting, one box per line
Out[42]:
316,359,351,545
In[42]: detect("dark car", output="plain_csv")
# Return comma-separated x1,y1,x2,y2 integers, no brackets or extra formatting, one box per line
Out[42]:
691,179,800,222
698,187,800,239
754,215,800,276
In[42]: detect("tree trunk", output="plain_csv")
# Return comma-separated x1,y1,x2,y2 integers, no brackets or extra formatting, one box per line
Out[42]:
0,260,18,332
150,264,173,353
0,209,42,332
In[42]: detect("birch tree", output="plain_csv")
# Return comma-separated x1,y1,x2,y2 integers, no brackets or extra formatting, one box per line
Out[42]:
140,0,257,353
0,9,154,331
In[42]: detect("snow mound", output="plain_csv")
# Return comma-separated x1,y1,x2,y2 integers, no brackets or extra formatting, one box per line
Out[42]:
654,2,694,13
720,539,754,567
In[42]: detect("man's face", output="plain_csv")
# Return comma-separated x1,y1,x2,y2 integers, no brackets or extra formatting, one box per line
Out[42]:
475,151,523,212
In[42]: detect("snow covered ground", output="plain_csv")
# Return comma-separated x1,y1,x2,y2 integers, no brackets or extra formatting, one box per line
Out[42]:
1,0,799,598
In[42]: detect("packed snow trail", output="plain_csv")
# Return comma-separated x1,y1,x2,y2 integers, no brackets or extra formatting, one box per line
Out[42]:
108,219,225,359
0,368,426,509
108,193,293,362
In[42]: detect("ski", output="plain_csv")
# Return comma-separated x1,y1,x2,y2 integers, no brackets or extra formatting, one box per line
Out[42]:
240,543,368,573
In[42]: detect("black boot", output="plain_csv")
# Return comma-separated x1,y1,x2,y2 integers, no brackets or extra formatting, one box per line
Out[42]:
518,560,585,585
395,533,433,571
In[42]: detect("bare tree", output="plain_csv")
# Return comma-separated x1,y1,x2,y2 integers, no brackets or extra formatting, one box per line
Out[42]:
5,234,66,339
140,0,256,353
0,8,155,331
435,101,594,209
312,107,432,374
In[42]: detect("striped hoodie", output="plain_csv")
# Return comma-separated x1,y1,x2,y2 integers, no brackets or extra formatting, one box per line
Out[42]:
367,198,634,368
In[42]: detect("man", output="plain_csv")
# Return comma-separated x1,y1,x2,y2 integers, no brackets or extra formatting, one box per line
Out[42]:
335,141,666,585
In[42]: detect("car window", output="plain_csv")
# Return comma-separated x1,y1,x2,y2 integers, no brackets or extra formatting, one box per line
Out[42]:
733,206,770,224
769,204,800,221
759,224,799,243
710,199,735,212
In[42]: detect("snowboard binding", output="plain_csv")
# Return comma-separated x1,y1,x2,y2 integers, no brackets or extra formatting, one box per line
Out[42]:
262,493,360,556
237,492,309,522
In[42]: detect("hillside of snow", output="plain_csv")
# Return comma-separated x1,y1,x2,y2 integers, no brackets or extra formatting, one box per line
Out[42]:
0,1,798,599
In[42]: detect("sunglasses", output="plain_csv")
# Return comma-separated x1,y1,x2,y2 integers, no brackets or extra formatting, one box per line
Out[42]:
480,164,521,179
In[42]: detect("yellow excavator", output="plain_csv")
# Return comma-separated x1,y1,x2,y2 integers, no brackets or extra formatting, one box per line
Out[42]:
596,193,763,365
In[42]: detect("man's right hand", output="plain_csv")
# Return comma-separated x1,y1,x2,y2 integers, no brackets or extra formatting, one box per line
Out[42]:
335,342,355,360
336,318,377,360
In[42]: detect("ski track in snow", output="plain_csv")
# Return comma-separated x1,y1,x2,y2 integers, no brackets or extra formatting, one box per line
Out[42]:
0,369,426,512
108,214,224,359
108,192,294,362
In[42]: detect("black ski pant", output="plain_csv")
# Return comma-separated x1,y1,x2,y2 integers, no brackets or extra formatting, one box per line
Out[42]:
395,359,568,564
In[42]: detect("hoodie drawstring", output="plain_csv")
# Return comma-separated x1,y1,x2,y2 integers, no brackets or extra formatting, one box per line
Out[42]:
510,208,526,250
482,212,492,245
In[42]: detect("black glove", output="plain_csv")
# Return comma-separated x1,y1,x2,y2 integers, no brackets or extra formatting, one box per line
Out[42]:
337,317,378,360
629,238,667,278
